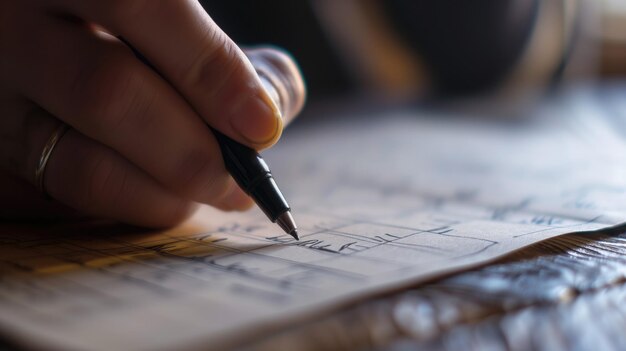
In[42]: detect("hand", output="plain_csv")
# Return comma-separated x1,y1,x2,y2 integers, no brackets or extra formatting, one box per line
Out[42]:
0,0,305,226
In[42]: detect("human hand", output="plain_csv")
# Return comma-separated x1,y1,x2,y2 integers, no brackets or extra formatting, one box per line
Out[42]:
0,0,305,226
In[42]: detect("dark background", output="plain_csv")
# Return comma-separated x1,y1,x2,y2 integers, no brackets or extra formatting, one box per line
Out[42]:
200,0,540,101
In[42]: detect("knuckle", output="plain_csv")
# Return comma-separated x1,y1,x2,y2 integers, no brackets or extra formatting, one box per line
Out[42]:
168,149,229,200
69,51,145,134
181,33,246,95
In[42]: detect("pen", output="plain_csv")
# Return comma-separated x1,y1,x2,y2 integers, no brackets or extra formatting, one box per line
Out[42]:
212,128,298,240
121,38,299,240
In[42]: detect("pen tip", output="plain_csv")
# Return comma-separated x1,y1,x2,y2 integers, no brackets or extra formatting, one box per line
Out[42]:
276,211,299,241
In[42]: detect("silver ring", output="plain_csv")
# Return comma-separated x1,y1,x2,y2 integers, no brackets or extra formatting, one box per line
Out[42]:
35,123,69,195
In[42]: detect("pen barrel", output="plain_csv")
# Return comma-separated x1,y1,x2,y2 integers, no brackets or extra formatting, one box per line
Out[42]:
213,129,290,222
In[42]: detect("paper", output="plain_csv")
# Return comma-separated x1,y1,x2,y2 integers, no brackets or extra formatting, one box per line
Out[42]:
1,89,626,350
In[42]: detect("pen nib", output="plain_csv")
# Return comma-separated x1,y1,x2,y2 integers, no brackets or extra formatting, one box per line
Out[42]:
276,211,299,241
290,229,299,241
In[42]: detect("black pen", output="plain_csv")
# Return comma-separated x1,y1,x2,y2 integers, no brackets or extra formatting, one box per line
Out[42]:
212,129,298,239
121,38,299,240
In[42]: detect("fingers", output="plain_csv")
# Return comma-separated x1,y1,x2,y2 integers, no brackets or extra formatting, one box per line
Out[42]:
244,48,307,125
0,99,78,220
44,130,253,224
49,0,285,149
0,102,252,225
46,129,196,227
3,13,233,204
0,1,304,225
0,105,195,227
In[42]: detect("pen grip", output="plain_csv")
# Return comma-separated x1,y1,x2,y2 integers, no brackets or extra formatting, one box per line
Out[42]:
212,129,289,221
212,129,270,192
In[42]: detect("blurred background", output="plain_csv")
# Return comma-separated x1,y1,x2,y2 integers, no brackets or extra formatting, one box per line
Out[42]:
200,0,625,110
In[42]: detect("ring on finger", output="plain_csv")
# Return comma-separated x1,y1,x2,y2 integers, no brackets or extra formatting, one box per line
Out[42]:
35,122,69,196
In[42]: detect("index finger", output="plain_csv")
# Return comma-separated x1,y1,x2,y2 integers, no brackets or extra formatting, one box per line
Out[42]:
49,0,285,149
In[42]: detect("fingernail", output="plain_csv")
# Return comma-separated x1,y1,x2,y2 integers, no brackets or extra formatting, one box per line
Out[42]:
229,88,283,147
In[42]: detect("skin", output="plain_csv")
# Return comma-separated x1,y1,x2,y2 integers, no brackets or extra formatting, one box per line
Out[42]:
0,0,305,227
